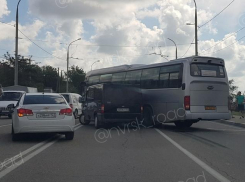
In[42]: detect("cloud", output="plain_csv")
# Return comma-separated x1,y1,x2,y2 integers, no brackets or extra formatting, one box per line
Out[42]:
0,0,10,18
3,0,244,92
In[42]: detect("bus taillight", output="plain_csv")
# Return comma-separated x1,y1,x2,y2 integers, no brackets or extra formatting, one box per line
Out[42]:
184,96,190,110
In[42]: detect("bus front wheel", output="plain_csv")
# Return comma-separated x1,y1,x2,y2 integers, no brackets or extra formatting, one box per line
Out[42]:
143,107,154,127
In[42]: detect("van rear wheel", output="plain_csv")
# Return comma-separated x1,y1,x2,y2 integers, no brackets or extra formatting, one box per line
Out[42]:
94,116,102,129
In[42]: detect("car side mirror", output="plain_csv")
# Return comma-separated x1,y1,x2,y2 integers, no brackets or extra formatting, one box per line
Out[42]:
7,104,15,109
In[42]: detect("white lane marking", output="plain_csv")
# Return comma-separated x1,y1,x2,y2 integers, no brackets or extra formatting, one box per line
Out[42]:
74,123,81,128
155,129,231,182
0,124,82,179
0,124,12,128
0,137,60,179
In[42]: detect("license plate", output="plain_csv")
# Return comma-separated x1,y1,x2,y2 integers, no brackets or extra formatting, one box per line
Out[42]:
205,106,216,110
36,113,56,118
117,108,129,112
1,110,9,113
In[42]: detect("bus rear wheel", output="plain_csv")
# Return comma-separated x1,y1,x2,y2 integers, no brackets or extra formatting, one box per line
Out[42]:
174,121,193,128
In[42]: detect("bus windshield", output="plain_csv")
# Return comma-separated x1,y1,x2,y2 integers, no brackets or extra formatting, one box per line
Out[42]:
0,92,22,101
190,63,225,78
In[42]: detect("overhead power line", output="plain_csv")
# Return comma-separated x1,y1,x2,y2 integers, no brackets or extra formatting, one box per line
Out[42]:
18,29,64,60
182,37,195,57
199,0,235,28
201,26,245,53
204,35,245,55
18,37,193,48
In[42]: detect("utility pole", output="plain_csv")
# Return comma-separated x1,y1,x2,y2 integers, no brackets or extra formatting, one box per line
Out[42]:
15,0,22,85
194,0,198,56
66,38,81,93
56,68,59,93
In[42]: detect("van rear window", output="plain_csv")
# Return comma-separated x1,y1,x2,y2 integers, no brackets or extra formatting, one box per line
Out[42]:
190,64,225,78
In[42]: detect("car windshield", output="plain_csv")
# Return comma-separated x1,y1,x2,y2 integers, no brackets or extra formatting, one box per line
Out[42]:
0,92,22,101
23,95,66,105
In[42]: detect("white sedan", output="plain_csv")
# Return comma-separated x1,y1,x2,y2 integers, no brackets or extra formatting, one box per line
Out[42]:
11,93,75,141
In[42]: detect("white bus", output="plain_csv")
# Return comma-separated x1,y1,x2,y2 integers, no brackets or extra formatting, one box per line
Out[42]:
84,56,231,127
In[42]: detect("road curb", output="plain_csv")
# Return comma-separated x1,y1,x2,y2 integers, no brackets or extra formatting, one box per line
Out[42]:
213,119,245,128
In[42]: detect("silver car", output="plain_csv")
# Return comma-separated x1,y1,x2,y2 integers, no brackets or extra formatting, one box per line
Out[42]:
11,93,75,141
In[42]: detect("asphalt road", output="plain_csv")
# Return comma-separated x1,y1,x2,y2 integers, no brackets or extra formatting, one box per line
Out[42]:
0,116,245,182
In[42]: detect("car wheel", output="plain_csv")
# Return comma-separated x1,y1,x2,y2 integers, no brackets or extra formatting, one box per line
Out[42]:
8,114,12,119
65,132,74,140
94,115,102,129
79,115,90,125
74,110,78,119
143,107,154,127
12,125,19,142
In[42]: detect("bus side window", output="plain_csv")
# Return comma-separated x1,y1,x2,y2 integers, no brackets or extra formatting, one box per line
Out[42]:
100,74,112,83
125,70,142,86
141,68,160,89
112,72,126,84
159,64,182,88
159,73,169,88
89,76,100,85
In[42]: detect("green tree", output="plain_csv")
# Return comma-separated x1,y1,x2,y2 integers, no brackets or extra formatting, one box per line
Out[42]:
67,65,86,94
229,79,238,99
0,52,86,94
42,66,59,92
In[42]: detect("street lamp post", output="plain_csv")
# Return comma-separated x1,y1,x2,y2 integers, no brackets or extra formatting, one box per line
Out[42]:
14,0,22,85
91,60,100,71
167,38,177,59
66,38,81,93
186,0,198,56
194,0,198,56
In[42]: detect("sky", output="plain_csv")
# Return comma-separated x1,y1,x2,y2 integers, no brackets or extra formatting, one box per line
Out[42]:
0,0,245,92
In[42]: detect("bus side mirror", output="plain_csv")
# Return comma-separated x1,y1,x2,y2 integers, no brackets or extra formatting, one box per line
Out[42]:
182,83,186,90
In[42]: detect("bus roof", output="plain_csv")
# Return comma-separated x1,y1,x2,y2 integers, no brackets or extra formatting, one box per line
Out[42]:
86,56,224,77
87,64,145,77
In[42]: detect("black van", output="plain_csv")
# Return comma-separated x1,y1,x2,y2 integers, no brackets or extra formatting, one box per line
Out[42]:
80,83,142,128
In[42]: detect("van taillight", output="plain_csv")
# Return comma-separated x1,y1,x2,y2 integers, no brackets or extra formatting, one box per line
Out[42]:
60,108,73,116
17,108,33,117
101,104,105,114
184,96,190,110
